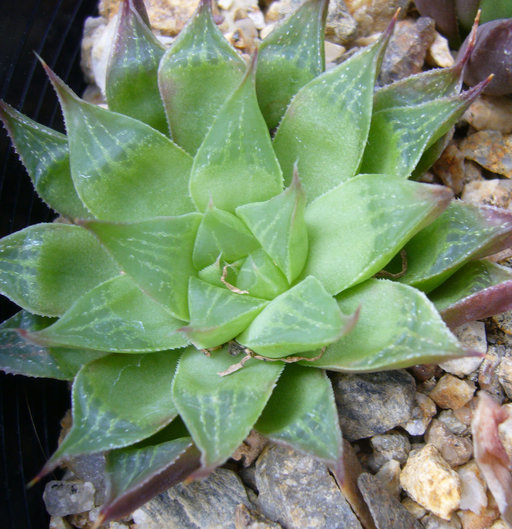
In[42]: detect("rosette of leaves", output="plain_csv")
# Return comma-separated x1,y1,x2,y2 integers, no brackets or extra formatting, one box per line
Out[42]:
1,0,512,523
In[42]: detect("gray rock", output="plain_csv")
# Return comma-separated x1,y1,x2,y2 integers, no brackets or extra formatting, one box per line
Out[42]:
437,409,469,436
380,17,436,84
255,444,362,529
425,419,472,468
370,431,411,469
357,472,423,529
332,370,416,440
326,0,358,45
43,480,95,517
131,468,251,529
65,453,106,504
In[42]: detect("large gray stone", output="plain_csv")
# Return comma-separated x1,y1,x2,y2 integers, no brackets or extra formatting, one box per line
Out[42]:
358,472,423,529
132,468,251,529
255,444,362,529
43,480,95,517
332,370,416,440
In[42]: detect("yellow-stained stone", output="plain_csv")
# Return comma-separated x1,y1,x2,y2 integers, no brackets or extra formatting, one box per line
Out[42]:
400,444,461,520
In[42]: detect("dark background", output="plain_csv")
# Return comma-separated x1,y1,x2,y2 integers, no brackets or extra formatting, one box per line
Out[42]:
0,1,97,527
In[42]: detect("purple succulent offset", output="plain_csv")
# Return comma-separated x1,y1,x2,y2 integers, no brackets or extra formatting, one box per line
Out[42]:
1,0,512,523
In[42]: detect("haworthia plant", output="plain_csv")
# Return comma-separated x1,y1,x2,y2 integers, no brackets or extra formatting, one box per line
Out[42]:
1,0,512,523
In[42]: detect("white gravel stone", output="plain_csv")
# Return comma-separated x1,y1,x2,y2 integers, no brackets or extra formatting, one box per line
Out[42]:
457,460,488,514
401,392,437,436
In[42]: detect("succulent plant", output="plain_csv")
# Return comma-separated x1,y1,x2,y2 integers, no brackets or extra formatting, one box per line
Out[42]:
1,0,512,523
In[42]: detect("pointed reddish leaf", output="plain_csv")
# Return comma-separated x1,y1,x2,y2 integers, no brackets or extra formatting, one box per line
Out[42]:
43,350,182,474
361,81,489,178
158,0,246,154
306,279,467,372
46,65,193,221
0,311,108,380
256,364,342,466
430,260,512,328
0,101,90,219
172,345,283,472
106,0,168,133
0,223,120,316
272,27,391,201
256,0,328,129
399,202,512,292
101,422,201,524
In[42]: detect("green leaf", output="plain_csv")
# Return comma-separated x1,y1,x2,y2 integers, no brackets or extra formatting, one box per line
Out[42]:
237,249,289,300
31,275,188,352
158,0,246,154
45,350,181,470
183,277,268,349
45,65,193,221
256,0,327,129
0,223,120,316
0,311,108,379
198,258,242,289
193,207,259,270
305,278,466,372
172,345,283,470
238,276,352,358
101,423,200,523
0,102,91,219
272,30,390,202
236,173,308,283
303,175,452,295
84,213,201,320
373,63,464,112
430,260,512,328
360,86,482,177
105,0,167,133
256,364,342,465
189,59,283,213
398,202,512,292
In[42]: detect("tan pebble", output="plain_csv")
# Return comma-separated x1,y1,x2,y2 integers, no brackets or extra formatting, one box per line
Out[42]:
325,41,346,66
400,444,461,520
344,0,409,37
453,404,474,427
426,419,472,468
99,0,199,35
426,31,454,68
498,357,512,399
460,131,512,179
462,179,512,210
402,497,427,519
492,312,512,335
429,374,476,410
498,404,512,461
458,490,500,529
479,350,505,402
457,460,488,514
432,143,466,194
401,392,437,436
463,95,512,134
